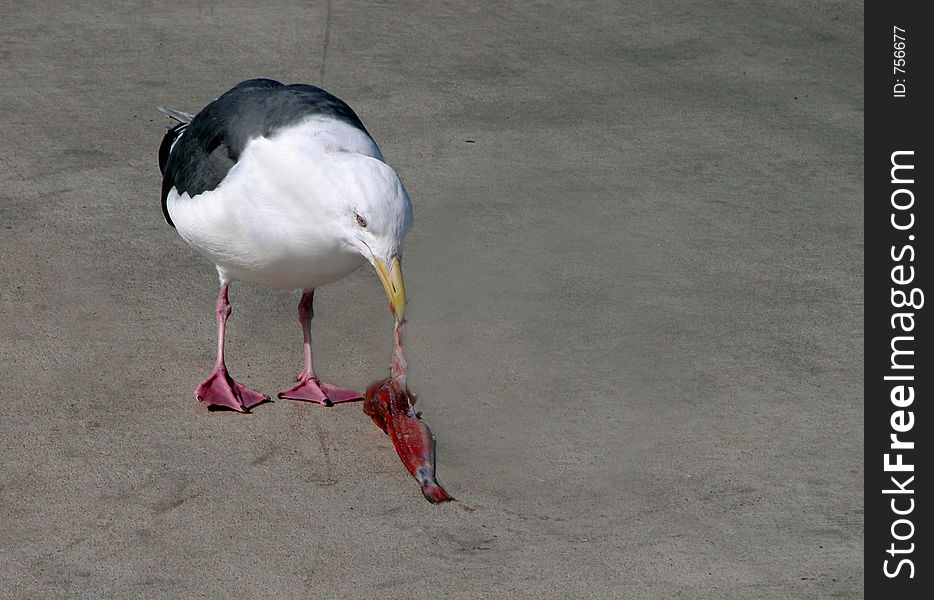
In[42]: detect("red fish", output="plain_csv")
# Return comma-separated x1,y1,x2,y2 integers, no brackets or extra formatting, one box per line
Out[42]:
364,329,453,503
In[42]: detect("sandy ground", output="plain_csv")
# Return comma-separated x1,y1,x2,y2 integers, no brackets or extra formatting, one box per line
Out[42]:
0,1,863,598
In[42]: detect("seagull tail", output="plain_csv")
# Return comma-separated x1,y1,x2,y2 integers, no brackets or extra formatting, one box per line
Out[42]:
157,108,191,177
156,106,194,124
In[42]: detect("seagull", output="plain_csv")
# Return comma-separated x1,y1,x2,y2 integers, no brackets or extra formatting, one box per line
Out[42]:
158,78,412,413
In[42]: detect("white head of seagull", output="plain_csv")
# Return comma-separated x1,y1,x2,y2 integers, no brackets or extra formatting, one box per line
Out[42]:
158,79,413,412
332,152,412,322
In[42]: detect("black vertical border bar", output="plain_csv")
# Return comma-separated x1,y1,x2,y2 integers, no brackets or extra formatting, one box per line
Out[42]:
866,2,930,597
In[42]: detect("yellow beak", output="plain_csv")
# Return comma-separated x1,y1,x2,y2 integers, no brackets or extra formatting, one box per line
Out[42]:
374,256,406,322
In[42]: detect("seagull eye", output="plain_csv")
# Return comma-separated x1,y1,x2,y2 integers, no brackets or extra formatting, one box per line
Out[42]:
355,213,368,228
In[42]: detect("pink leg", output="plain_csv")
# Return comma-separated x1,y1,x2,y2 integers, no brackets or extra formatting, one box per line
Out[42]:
195,283,269,412
278,290,362,406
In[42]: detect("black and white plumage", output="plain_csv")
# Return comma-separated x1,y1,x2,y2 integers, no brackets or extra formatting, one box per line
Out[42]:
159,78,411,412
159,79,368,224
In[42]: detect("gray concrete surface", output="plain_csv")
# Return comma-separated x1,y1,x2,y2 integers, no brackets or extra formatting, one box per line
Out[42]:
0,1,863,598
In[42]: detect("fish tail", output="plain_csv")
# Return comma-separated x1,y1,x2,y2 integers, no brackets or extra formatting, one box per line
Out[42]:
421,483,454,503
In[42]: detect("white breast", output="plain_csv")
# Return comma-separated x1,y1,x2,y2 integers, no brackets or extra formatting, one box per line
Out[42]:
167,117,382,289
